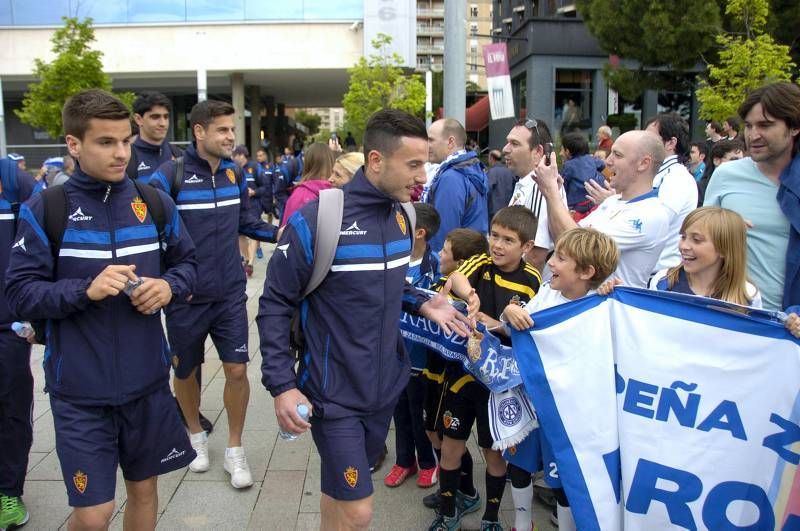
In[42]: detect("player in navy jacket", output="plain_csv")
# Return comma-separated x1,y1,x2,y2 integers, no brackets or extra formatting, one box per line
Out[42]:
259,109,470,530
0,157,36,529
5,89,197,530
148,100,276,489
129,91,181,181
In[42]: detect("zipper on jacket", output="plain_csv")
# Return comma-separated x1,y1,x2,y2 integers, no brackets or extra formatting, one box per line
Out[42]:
106,190,122,403
211,171,220,300
377,209,387,408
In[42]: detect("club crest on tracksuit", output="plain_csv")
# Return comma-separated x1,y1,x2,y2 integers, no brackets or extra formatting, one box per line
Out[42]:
396,210,406,235
344,466,358,488
131,197,147,223
73,470,88,493
226,168,236,184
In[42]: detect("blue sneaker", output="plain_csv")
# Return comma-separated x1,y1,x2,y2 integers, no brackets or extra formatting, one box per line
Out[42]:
256,247,264,259
456,490,481,517
428,513,461,531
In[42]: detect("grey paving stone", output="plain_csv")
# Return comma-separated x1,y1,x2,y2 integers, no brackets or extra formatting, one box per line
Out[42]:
157,480,261,530
21,480,71,530
267,432,313,472
26,451,49,472
247,470,304,530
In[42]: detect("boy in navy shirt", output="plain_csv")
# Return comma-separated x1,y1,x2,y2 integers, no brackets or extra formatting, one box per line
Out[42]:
385,203,441,488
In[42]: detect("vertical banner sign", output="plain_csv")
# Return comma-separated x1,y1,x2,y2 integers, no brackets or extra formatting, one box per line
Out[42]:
483,42,515,120
363,0,416,68
608,88,619,116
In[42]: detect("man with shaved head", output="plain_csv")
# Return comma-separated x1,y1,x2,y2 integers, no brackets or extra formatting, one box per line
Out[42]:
535,130,671,287
425,118,488,252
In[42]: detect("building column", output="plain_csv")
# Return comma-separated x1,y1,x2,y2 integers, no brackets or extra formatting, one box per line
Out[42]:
443,0,466,123
248,85,262,157
231,73,246,146
197,69,207,103
277,103,286,148
643,89,659,125
592,69,608,132
264,96,276,149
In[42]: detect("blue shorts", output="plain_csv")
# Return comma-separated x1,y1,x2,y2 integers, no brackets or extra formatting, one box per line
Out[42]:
503,428,560,487
51,384,195,507
165,296,249,379
310,406,394,501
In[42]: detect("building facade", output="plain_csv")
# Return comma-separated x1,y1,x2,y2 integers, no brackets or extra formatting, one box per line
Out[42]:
0,0,372,164
488,0,700,149
415,0,493,91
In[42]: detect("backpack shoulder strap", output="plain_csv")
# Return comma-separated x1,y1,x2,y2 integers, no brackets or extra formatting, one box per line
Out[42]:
303,188,343,298
126,148,138,181
41,185,68,256
132,180,168,273
133,180,167,236
169,156,184,201
400,201,416,236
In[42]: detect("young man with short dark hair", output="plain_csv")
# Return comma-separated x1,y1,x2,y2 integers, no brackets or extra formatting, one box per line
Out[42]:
6,89,198,530
149,99,277,489
130,91,181,181
259,109,471,531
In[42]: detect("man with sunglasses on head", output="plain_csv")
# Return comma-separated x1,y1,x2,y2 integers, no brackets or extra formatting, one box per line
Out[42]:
502,118,567,272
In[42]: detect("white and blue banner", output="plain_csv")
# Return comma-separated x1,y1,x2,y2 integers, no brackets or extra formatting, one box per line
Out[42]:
399,313,522,393
513,288,800,530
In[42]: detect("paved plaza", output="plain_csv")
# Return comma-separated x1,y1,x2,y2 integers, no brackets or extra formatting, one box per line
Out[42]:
20,243,556,530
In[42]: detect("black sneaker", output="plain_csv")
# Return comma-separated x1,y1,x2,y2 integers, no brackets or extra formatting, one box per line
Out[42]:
175,396,214,434
423,490,441,509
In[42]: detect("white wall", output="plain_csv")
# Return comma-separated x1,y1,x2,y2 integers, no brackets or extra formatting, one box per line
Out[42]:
0,22,362,76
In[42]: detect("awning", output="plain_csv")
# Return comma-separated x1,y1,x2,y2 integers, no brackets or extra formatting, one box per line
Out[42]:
465,95,490,132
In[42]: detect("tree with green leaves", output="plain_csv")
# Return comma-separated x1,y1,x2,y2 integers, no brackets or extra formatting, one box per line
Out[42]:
576,0,721,99
16,17,134,140
294,110,322,136
697,0,795,121
342,34,426,141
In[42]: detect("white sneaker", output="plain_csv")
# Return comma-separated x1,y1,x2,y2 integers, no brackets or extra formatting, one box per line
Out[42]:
188,431,210,473
224,446,253,488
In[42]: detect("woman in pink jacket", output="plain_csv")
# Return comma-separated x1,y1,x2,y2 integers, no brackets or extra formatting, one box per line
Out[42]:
280,142,335,227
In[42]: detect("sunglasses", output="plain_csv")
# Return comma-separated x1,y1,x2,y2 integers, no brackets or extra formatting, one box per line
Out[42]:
524,118,541,144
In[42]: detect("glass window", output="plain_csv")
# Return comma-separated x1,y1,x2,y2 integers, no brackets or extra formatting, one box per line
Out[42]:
185,0,244,22
657,88,692,121
302,0,362,20
129,0,186,23
71,0,128,24
245,0,301,20
0,1,12,25
11,0,69,25
513,73,526,118
470,6,478,17
554,69,593,137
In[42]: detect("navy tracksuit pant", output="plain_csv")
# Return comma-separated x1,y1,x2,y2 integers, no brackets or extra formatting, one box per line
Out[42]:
0,330,33,497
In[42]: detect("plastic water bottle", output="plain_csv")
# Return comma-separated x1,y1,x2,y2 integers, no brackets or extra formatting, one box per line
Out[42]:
11,321,35,339
279,403,310,441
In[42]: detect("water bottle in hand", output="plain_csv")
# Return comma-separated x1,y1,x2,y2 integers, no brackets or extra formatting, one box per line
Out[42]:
279,403,310,441
11,321,35,339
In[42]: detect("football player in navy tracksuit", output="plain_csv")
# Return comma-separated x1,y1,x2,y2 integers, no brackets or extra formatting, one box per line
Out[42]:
232,144,272,276
259,110,472,530
0,157,36,530
5,90,198,530
148,100,276,490
130,91,181,181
